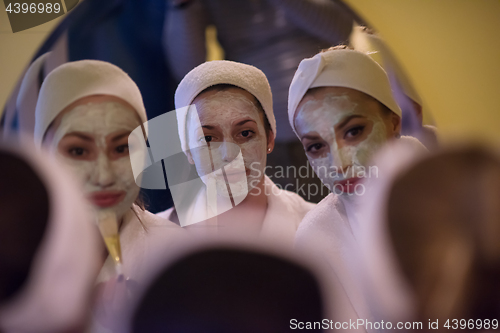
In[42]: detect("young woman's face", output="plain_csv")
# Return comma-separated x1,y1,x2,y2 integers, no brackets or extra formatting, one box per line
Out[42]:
294,87,400,195
186,88,272,198
44,95,143,219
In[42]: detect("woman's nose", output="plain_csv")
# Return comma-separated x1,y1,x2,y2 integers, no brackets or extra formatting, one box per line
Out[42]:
220,141,239,163
91,153,116,187
329,144,350,171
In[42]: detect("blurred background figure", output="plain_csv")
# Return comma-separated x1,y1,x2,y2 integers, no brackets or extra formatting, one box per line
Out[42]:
115,241,359,333
133,247,322,332
0,139,102,333
164,0,362,202
350,26,439,150
358,144,500,332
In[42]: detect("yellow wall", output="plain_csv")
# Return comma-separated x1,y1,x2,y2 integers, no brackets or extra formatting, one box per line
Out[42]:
344,0,500,144
0,2,62,115
205,25,224,62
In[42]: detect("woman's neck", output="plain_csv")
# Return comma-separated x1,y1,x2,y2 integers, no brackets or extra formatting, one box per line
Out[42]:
213,176,269,234
238,175,268,208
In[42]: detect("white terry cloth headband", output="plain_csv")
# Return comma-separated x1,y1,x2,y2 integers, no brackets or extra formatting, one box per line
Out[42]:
0,139,102,332
175,60,276,153
288,49,402,136
34,60,148,145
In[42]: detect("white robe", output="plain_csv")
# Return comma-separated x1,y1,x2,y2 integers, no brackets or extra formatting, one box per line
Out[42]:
295,193,372,323
157,175,316,248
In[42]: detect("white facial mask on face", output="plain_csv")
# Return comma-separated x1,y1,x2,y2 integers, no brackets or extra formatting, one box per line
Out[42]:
49,101,142,220
187,91,268,200
296,94,387,194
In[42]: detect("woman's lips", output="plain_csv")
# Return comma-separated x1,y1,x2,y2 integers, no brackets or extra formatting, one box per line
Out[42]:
222,168,247,183
89,191,126,208
333,177,362,194
211,167,249,183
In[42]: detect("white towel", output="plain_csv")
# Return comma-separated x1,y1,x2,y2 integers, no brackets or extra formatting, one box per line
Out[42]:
295,191,373,326
16,52,51,134
288,49,401,136
34,60,148,145
174,60,276,153
157,175,315,248
0,139,102,333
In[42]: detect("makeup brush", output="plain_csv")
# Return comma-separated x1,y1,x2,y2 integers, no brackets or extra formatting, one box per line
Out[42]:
96,210,123,276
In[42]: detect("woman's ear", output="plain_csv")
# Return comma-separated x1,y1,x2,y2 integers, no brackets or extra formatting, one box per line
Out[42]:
186,150,195,164
391,113,402,137
410,100,423,124
267,131,275,154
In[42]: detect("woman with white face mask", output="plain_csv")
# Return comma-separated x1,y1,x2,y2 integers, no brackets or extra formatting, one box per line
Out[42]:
34,60,185,283
288,46,427,322
157,60,315,248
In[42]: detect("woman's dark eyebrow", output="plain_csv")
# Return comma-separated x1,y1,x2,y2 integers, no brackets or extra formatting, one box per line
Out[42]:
234,119,257,126
301,133,321,141
111,133,130,142
64,132,93,142
335,115,364,130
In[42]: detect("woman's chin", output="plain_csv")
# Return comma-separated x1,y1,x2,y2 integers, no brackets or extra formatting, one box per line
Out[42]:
214,178,248,199
92,200,132,222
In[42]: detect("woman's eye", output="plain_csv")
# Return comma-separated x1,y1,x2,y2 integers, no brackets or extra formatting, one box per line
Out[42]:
345,126,364,139
204,135,213,143
115,144,129,154
240,130,254,138
306,143,324,153
69,147,86,156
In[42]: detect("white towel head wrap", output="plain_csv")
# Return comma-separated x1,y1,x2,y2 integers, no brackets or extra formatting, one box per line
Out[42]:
175,60,276,153
288,48,401,137
34,60,148,145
